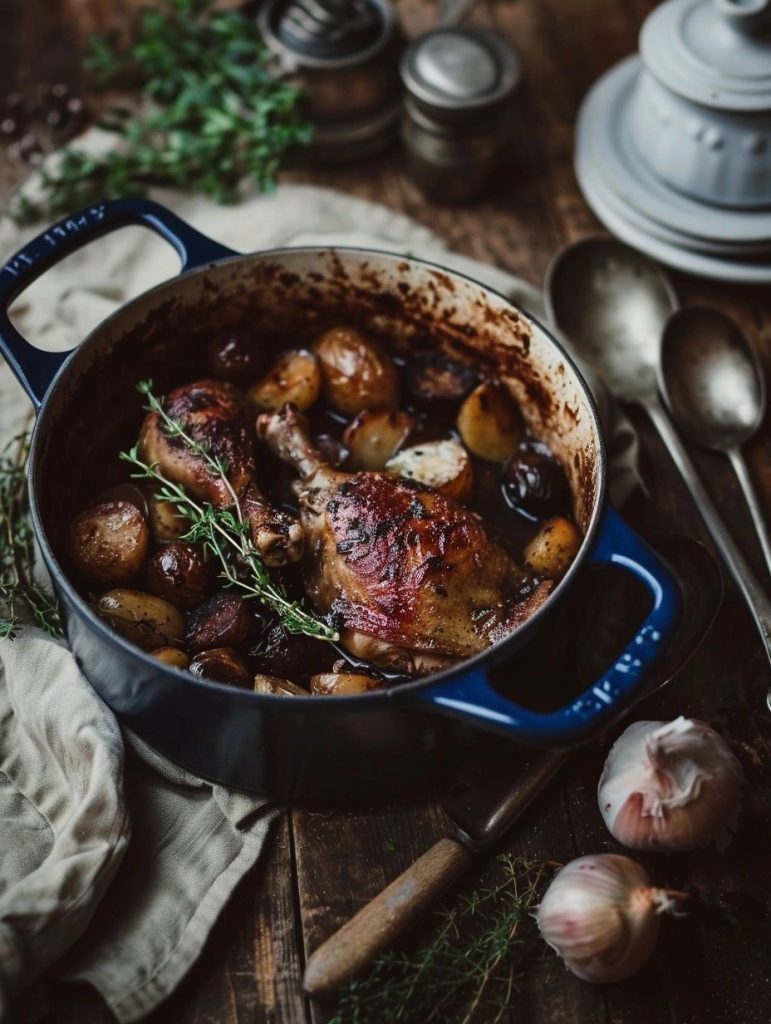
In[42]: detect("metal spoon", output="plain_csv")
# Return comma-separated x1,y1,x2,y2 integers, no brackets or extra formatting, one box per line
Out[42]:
660,307,771,580
545,237,771,684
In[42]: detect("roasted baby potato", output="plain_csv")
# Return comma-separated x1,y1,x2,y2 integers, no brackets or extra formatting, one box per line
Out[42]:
151,646,191,669
146,541,216,609
457,380,524,462
523,516,581,578
310,672,384,696
68,499,149,583
253,674,308,696
343,408,414,470
145,487,187,543
405,351,479,407
207,328,264,383
96,589,184,650
313,326,398,415
386,438,473,502
247,348,322,412
97,483,148,518
188,647,251,688
185,592,259,653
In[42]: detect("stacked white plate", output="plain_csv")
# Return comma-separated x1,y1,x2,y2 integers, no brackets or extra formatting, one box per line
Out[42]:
574,0,771,285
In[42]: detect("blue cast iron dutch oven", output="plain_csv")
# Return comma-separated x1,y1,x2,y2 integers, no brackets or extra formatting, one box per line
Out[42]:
0,198,680,801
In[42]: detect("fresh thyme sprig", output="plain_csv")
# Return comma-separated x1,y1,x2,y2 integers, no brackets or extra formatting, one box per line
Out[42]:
330,857,551,1024
120,381,337,643
0,431,63,640
12,0,312,224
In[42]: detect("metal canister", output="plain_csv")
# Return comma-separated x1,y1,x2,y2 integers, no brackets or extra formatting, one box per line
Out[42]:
400,26,521,203
258,0,405,162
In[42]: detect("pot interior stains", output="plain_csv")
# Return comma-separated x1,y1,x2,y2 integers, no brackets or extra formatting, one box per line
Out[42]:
35,249,601,573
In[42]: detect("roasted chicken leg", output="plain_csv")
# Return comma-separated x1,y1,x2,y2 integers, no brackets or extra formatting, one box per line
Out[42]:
140,380,303,566
257,404,553,672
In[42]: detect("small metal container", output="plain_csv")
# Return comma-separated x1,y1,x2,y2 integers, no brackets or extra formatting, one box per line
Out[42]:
258,0,405,162
400,26,521,202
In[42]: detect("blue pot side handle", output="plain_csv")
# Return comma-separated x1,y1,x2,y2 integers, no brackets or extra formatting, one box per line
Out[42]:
416,504,682,747
0,197,237,409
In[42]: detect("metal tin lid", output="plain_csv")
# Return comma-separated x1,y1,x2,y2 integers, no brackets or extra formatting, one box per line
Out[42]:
259,0,392,68
640,0,771,112
401,27,521,113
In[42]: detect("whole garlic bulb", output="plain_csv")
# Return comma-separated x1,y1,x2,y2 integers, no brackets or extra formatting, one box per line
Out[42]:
598,717,742,852
535,854,683,983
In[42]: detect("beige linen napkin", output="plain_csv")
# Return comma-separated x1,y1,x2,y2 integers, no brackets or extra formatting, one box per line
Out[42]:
0,169,638,1023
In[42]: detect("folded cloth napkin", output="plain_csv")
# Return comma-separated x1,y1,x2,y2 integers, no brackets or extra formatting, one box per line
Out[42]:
0,168,639,1023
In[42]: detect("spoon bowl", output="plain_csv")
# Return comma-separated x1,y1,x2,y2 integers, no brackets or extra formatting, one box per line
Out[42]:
545,236,678,400
546,235,771,689
660,307,767,452
660,306,771,578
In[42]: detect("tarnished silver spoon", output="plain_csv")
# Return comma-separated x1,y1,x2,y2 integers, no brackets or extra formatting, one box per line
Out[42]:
660,307,771,580
545,237,771,687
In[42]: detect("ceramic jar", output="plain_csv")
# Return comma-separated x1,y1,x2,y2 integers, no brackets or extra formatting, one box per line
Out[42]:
627,0,771,209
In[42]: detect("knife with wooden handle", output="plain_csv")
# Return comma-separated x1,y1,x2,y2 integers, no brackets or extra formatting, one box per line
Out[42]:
302,750,567,1000
303,533,721,1001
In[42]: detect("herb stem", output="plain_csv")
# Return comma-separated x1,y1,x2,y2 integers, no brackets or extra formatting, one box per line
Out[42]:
0,430,63,640
121,382,337,643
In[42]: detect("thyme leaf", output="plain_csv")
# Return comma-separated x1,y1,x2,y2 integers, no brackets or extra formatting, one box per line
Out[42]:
0,431,63,640
330,856,551,1024
120,381,338,643
12,0,312,223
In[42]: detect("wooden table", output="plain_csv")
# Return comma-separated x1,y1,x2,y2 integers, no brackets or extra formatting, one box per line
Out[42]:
2,1,771,1022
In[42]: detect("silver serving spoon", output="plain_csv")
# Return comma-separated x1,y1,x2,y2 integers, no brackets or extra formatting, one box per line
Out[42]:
660,307,771,580
545,237,771,688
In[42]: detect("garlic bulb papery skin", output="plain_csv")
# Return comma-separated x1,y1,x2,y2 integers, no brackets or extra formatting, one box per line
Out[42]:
535,854,683,983
598,717,743,852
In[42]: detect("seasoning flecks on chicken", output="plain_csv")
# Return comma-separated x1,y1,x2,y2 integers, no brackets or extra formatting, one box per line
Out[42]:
256,403,553,671
139,380,303,566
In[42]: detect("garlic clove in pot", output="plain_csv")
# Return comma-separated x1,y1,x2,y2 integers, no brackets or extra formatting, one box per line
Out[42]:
535,853,685,983
598,718,743,852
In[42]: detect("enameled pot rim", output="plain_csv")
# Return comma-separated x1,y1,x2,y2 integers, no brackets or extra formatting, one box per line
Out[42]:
27,245,608,710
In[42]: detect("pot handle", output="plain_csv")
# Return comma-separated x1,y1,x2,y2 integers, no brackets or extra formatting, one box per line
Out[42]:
0,197,237,408
414,504,681,746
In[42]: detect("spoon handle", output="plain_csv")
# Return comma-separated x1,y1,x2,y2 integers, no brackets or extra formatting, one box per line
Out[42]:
642,397,771,670
727,448,771,584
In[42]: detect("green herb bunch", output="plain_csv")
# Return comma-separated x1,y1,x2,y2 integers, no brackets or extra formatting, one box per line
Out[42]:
0,432,63,640
120,381,337,643
14,0,311,223
330,856,551,1024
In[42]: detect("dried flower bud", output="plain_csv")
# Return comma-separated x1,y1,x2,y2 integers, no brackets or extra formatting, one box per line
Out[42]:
535,854,685,983
598,717,742,852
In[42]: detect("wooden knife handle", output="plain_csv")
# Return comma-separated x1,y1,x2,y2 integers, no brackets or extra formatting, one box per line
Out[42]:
303,836,471,1000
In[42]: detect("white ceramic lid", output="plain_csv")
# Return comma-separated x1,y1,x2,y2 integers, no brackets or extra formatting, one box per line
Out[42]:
574,56,771,283
640,0,771,112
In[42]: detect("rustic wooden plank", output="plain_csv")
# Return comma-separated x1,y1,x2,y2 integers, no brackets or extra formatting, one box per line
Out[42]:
2,1,770,1023
291,797,451,1024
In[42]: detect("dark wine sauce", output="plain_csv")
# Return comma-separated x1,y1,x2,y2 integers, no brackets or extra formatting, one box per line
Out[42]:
100,337,578,689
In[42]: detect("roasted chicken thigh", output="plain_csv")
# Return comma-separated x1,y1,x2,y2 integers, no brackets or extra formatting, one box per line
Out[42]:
257,404,553,672
140,380,303,566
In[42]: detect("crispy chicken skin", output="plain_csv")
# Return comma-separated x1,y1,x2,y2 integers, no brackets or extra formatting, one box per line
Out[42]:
140,380,303,566
257,404,553,671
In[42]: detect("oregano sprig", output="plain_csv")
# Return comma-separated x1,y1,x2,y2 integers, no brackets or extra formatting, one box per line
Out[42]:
12,0,312,224
120,381,337,643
